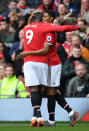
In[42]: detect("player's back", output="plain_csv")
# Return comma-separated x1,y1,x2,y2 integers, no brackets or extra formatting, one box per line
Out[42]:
24,22,48,63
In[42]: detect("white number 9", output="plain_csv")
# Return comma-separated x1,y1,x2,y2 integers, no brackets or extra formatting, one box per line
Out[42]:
26,30,33,44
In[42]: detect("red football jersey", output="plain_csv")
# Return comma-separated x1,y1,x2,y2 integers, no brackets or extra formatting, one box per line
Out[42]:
24,22,78,63
24,22,48,63
44,32,61,66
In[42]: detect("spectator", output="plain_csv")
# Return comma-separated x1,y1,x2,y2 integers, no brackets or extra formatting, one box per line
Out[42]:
75,19,89,39
0,64,6,80
0,63,28,98
83,33,89,50
8,9,19,32
37,0,57,13
61,45,89,93
0,41,6,64
17,0,32,15
71,34,89,62
63,0,80,17
1,0,17,18
9,28,24,77
80,0,89,23
57,3,68,19
14,15,26,42
66,63,89,97
62,31,74,57
57,31,74,65
57,2,74,20
0,18,15,63
9,28,24,59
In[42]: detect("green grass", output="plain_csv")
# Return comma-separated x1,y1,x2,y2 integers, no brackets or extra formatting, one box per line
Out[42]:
0,121,89,131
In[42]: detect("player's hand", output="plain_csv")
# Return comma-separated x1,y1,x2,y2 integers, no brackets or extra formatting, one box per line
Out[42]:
16,52,29,60
28,13,34,24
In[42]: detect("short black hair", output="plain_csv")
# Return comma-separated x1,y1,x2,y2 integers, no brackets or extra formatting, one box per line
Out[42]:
78,19,88,25
45,10,55,19
32,12,44,22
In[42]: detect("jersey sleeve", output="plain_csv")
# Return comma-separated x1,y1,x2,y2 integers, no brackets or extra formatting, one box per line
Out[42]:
41,23,78,33
44,33,55,45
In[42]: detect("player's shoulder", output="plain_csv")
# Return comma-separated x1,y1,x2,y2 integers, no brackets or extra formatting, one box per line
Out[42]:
24,23,39,30
24,24,31,29
45,33,57,43
24,24,30,32
46,32,56,37
41,22,52,26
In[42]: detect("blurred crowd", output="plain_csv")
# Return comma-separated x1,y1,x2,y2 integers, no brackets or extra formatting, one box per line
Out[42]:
0,0,89,98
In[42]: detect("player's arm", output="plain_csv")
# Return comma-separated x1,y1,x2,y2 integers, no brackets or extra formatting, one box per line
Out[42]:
16,44,51,59
29,44,51,55
41,24,78,33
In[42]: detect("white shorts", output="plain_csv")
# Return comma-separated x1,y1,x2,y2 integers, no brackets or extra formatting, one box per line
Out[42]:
48,64,62,87
24,62,48,87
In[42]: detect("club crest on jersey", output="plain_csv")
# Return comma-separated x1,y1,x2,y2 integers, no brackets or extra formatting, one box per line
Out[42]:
47,36,52,41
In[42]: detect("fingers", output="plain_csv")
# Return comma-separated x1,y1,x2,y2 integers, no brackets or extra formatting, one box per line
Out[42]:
28,13,34,24
15,52,30,60
15,52,24,60
15,55,22,60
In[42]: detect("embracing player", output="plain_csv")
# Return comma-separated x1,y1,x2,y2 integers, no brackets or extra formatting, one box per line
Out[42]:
17,11,79,127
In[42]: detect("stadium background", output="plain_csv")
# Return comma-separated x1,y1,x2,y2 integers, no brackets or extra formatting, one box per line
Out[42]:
0,0,42,14
0,0,89,130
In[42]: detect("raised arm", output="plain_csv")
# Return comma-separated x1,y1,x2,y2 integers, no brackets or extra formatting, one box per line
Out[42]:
41,24,78,33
